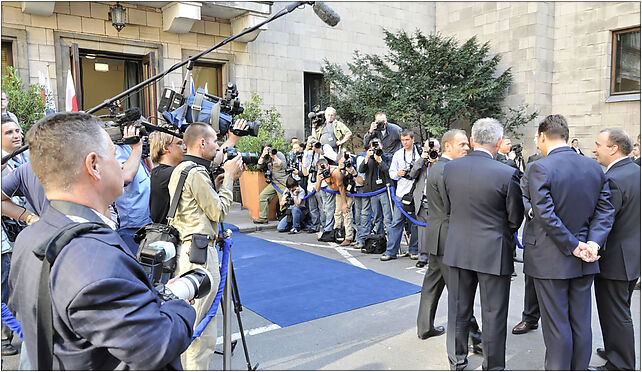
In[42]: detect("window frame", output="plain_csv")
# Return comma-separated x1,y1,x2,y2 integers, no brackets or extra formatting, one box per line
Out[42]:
610,26,641,96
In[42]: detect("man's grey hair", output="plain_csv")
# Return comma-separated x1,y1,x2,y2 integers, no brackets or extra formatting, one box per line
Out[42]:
471,118,503,146
600,128,633,156
325,107,336,115
26,112,109,193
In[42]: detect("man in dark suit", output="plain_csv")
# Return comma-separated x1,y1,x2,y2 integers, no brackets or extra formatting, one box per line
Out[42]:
409,138,440,268
443,119,524,370
494,136,519,169
415,130,483,353
571,138,585,155
511,156,542,335
9,112,196,370
590,128,640,371
524,114,614,370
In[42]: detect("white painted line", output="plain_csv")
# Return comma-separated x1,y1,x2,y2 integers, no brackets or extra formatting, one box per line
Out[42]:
268,239,359,251
215,324,281,345
334,246,367,269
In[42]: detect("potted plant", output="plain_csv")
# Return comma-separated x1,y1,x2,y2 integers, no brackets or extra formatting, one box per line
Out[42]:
235,92,288,220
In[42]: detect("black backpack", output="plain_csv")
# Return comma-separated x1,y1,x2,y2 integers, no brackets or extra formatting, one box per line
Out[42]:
362,233,387,254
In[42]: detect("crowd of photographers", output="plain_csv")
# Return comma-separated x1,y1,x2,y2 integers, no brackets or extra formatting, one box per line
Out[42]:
0,92,640,370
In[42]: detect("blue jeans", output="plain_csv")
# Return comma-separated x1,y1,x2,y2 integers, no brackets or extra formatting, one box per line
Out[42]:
319,190,336,232
353,196,372,244
2,253,12,342
277,206,309,231
307,191,323,231
370,190,393,235
385,196,419,257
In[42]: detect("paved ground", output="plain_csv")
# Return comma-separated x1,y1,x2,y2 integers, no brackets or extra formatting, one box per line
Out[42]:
2,203,640,370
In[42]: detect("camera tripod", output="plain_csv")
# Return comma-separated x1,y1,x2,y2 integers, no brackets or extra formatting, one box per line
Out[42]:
217,224,259,371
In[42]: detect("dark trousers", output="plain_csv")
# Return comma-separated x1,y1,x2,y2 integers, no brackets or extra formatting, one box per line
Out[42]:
417,254,482,343
533,275,593,371
416,208,429,263
447,266,510,371
595,276,637,370
521,274,540,323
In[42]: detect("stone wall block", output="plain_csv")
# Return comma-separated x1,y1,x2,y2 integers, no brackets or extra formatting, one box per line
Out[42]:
90,3,109,20
127,8,147,26
139,26,160,41
147,12,162,28
82,17,105,35
69,2,90,17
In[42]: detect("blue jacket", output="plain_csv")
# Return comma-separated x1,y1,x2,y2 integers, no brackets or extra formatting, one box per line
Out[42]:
10,201,196,370
523,146,614,279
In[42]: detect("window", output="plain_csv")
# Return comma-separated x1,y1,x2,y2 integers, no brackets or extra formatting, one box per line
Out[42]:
192,62,223,97
611,27,641,95
1,41,13,77
303,72,324,138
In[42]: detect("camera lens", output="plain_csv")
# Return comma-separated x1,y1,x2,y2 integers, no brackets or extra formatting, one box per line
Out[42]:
314,142,322,149
164,268,213,301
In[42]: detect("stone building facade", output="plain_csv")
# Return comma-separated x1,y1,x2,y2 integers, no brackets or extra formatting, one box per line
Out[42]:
1,2,639,156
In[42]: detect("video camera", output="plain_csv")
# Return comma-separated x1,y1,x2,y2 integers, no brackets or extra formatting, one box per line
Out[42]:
307,105,325,128
159,81,260,137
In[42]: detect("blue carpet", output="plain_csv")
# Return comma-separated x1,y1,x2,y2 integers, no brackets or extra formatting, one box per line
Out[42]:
220,224,421,327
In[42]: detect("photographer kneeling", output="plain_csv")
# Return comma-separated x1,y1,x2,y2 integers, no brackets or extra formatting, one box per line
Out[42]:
276,176,311,234
11,112,196,370
168,122,244,370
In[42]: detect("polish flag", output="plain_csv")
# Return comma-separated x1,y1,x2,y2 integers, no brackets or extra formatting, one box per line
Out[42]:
65,69,78,112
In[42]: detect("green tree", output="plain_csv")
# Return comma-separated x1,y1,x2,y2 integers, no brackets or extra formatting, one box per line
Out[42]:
321,29,532,143
235,92,287,171
1,66,50,132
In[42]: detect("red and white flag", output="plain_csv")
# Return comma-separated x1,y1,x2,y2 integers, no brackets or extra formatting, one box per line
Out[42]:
65,69,78,112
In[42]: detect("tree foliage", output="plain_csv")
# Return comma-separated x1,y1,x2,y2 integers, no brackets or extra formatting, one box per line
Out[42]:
321,29,533,144
1,66,51,133
235,92,287,171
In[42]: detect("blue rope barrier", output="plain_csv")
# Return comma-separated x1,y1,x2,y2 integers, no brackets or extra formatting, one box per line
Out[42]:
389,186,427,227
319,186,388,198
271,182,285,195
514,232,523,249
1,302,23,340
301,189,316,201
192,237,231,340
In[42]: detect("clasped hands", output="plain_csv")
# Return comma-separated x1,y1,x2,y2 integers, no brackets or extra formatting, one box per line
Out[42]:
572,241,600,263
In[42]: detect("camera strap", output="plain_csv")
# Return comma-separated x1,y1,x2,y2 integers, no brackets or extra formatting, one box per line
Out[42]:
191,90,205,122
33,221,109,370
166,164,199,223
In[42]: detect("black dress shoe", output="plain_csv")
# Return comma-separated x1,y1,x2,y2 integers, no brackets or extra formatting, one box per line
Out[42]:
596,347,607,359
1,343,18,356
418,326,445,339
512,321,538,334
415,261,427,268
252,218,268,224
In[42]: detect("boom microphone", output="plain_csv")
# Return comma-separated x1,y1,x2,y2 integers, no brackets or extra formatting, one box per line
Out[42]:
312,2,340,27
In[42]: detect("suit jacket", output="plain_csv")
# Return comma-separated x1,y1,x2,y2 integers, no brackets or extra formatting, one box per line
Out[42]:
495,152,519,170
443,151,524,275
423,157,450,256
523,147,614,280
634,157,641,166
10,202,196,370
571,146,584,156
408,157,429,215
598,158,641,281
527,153,543,165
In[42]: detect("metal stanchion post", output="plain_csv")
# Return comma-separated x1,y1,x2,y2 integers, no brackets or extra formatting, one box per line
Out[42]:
223,237,233,370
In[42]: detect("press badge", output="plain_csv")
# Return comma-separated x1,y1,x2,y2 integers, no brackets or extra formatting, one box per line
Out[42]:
376,179,383,184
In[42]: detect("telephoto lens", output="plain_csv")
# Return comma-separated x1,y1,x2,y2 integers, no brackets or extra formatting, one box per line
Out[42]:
375,148,383,157
314,141,322,149
163,268,214,301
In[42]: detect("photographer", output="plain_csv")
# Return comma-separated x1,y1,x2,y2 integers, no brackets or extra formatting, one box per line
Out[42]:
383,129,420,261
168,122,244,370
313,107,352,153
114,124,153,254
11,112,196,370
495,136,520,170
363,112,402,166
254,142,288,224
409,138,440,268
332,153,357,245
276,176,311,234
149,119,248,224
358,137,392,237
302,137,338,239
